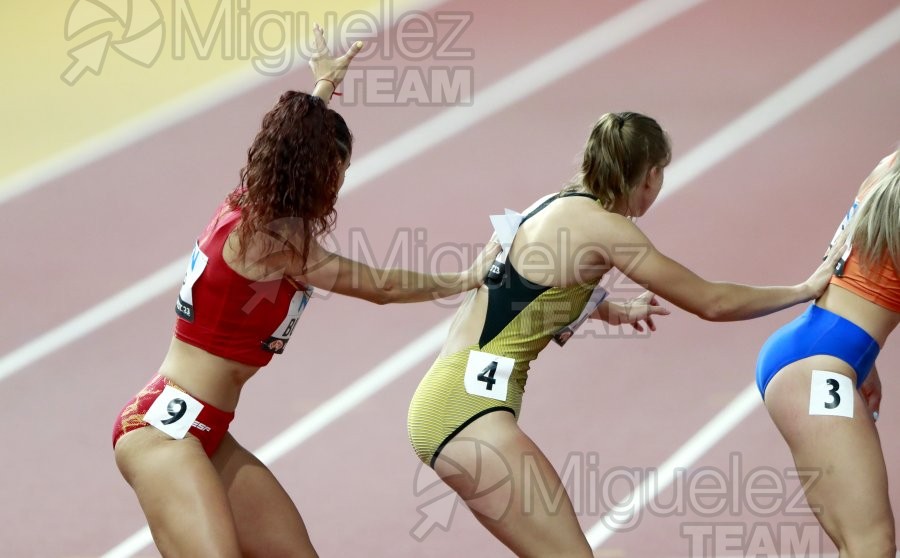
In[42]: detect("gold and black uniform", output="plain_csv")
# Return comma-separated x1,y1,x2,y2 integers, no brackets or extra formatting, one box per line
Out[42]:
408,193,606,466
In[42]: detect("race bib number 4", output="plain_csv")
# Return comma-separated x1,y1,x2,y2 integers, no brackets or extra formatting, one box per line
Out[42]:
144,385,204,439
808,370,853,418
464,351,515,402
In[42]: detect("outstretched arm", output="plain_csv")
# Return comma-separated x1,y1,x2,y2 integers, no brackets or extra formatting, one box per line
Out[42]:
596,214,838,322
295,239,500,304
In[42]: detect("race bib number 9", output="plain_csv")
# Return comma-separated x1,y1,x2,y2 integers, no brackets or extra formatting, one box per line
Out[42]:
464,350,515,402
808,370,853,418
144,385,204,439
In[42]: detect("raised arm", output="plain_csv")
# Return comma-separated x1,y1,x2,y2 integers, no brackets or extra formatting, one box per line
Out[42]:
308,23,363,105
597,213,837,322
295,239,500,304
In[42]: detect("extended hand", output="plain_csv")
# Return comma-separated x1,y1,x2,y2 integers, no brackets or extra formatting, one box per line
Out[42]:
613,291,670,332
308,23,363,88
860,366,882,421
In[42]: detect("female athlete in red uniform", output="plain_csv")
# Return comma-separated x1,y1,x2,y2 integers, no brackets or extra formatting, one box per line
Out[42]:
757,149,899,557
111,27,497,557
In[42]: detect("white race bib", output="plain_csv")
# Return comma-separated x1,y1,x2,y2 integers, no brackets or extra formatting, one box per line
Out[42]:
261,287,313,353
553,283,609,346
176,243,209,322
808,370,854,418
144,385,204,440
464,350,515,402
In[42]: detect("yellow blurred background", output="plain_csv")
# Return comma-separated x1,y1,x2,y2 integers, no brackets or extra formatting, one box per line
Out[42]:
0,0,420,196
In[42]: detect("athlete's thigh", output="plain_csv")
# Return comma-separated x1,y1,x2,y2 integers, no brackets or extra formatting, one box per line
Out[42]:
435,411,591,558
764,356,893,541
115,427,241,558
212,434,318,558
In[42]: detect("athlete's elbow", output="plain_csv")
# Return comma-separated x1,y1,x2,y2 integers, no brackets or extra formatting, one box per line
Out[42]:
369,287,393,305
696,294,729,322
370,277,401,305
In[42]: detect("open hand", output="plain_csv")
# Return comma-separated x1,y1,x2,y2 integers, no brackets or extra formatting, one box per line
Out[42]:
610,291,670,332
807,245,843,299
309,23,364,88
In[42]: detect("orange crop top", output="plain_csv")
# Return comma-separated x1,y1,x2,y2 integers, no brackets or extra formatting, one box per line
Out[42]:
829,194,900,313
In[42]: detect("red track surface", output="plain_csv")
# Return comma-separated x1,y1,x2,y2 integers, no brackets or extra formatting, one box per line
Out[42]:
2,1,899,556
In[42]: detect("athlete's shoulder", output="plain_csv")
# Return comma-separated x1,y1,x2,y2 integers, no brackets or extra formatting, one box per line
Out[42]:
199,200,241,245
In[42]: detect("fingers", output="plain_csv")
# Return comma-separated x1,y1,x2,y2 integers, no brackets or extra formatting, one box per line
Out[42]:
312,23,328,54
823,242,843,270
312,22,364,63
485,239,502,258
869,393,882,416
862,386,881,417
342,40,364,63
639,304,669,332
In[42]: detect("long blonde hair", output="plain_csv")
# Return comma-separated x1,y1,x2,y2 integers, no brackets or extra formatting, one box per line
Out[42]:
836,150,900,273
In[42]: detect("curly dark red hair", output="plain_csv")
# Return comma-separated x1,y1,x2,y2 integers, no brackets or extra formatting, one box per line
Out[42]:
227,91,352,271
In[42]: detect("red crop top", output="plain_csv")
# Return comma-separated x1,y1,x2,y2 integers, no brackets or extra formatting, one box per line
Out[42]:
173,204,312,366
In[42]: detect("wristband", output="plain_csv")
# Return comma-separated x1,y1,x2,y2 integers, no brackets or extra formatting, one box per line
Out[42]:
315,78,342,97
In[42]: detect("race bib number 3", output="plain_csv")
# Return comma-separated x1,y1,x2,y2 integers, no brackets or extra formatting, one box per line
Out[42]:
808,370,853,418
464,351,515,402
144,385,204,439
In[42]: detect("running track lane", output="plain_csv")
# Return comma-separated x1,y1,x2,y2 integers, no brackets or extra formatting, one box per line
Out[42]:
0,0,686,555
132,2,892,555
264,4,900,555
2,1,899,556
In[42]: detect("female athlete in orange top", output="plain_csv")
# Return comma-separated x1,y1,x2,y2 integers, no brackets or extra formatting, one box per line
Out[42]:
757,149,900,557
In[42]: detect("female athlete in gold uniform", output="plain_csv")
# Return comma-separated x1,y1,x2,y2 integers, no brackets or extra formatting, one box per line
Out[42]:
408,112,840,556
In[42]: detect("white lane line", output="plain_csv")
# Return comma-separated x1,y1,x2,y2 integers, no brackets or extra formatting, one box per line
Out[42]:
0,0,448,207
99,4,900,557
587,5,900,549
348,0,708,186
99,317,452,558
254,317,451,463
662,5,900,194
0,0,705,384
0,259,185,383
97,2,707,556
586,385,760,548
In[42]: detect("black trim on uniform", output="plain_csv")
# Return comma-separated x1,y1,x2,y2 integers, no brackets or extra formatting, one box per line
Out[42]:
429,406,516,468
477,192,599,348
479,264,549,347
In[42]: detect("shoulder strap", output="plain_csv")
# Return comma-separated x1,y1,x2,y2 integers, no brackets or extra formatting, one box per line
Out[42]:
519,192,599,225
